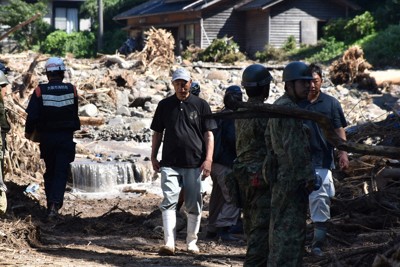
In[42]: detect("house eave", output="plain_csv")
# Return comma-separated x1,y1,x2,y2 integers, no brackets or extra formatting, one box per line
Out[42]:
114,0,224,21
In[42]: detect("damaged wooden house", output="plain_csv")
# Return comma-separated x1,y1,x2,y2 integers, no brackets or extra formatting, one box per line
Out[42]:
113,0,360,56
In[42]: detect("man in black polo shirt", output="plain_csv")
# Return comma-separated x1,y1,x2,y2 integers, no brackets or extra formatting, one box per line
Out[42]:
150,68,216,255
298,63,349,256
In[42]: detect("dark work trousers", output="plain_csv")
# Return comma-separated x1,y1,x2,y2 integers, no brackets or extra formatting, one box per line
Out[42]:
39,131,76,209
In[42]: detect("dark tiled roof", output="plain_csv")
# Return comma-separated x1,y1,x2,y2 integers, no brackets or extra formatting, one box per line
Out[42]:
236,0,282,11
236,0,359,11
114,0,199,20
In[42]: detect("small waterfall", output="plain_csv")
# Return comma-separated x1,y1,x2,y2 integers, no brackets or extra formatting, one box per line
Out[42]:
71,159,135,193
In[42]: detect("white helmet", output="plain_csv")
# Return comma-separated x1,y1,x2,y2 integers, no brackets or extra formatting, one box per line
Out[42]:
45,57,66,72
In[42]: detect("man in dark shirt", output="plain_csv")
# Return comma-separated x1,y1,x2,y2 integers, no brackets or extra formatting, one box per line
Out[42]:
207,85,242,241
298,63,349,256
150,68,216,255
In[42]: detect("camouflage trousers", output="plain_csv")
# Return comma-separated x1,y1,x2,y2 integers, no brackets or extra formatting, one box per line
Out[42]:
235,167,271,267
268,179,308,267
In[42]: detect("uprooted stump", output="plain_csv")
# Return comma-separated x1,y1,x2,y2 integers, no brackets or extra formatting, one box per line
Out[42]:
329,46,374,89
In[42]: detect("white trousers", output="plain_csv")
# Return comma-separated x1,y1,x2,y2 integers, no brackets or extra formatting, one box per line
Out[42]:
309,168,335,222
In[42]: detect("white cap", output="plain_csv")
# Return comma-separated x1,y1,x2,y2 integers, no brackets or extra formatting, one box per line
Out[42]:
172,68,191,82
45,57,66,72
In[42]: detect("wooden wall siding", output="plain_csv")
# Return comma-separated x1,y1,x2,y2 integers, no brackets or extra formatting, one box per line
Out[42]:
201,4,243,49
269,0,347,47
245,9,269,56
126,11,201,29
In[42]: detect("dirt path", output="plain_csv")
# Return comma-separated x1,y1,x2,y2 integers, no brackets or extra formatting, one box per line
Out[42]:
1,183,247,267
1,178,397,267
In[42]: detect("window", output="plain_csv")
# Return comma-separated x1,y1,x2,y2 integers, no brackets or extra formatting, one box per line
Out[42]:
185,24,194,45
55,7,78,33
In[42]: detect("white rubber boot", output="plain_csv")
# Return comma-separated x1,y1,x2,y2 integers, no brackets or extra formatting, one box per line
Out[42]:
186,213,201,254
159,209,176,256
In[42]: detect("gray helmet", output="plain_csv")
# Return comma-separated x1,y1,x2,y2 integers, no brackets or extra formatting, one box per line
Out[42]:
241,64,272,88
282,61,313,82
0,71,9,86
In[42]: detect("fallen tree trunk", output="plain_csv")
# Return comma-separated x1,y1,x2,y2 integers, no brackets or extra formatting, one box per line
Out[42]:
79,116,105,126
14,54,42,97
205,97,400,159
0,13,41,42
368,70,400,87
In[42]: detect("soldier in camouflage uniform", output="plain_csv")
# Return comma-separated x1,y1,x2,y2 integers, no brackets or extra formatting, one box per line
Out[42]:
0,70,9,193
264,61,318,266
233,64,272,266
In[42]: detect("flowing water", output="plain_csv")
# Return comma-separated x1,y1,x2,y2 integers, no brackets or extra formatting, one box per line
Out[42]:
71,159,136,193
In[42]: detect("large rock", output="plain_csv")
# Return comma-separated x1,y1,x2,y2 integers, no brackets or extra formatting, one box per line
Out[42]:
79,104,98,117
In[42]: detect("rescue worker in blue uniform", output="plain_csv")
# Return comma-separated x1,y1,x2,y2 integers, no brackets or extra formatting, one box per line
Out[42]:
25,57,80,220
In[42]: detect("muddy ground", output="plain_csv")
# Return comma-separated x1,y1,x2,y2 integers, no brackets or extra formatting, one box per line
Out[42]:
1,165,399,267
1,51,400,266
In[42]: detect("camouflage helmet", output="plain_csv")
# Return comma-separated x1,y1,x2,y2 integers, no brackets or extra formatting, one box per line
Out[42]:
241,64,272,88
0,71,9,86
282,61,313,82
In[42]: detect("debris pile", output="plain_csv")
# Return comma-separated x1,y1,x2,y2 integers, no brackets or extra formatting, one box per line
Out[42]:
329,45,400,91
130,27,175,70
0,42,399,265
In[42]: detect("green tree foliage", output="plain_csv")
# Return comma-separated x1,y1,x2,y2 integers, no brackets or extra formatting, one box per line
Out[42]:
344,11,375,41
323,11,375,43
323,18,348,42
306,37,346,63
198,36,245,63
255,45,287,62
40,30,69,56
102,29,128,54
282,35,297,52
41,30,96,58
361,25,400,67
374,0,400,30
0,0,51,50
66,31,96,58
80,0,147,32
352,0,400,30
80,0,147,52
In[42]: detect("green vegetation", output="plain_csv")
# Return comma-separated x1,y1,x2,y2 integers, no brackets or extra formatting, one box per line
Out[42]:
282,35,297,52
361,25,400,68
41,31,96,58
198,36,246,63
323,11,375,43
254,45,287,62
0,0,398,65
80,0,147,53
255,9,399,67
0,0,51,51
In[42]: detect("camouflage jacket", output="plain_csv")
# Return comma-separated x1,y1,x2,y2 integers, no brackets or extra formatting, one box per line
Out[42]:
235,98,268,175
265,93,314,189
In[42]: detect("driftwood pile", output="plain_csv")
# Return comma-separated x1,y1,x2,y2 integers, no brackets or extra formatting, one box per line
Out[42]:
329,45,400,90
329,46,373,87
0,27,177,185
123,27,175,71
